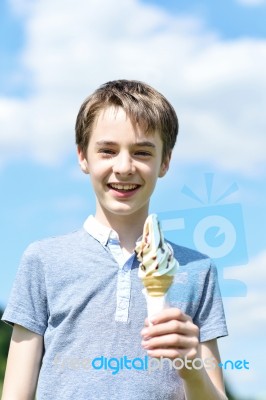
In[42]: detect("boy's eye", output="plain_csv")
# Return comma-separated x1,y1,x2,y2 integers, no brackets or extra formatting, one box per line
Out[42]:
135,151,152,157
97,149,152,159
98,149,116,156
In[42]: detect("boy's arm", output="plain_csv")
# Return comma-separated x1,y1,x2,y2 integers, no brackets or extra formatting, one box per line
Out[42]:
141,308,228,400
1,324,44,400
181,339,227,400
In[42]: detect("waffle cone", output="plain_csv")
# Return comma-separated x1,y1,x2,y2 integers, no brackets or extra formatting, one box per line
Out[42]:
142,275,174,297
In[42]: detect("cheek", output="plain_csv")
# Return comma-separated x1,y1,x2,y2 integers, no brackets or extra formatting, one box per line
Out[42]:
147,164,162,179
89,164,111,186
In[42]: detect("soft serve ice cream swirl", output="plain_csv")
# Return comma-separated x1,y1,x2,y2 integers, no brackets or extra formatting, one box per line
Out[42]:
136,214,178,280
135,214,178,317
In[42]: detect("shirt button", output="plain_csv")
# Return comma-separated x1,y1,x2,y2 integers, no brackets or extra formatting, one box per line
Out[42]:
119,299,128,309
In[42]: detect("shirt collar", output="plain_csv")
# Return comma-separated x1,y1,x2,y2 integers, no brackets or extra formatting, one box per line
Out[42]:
83,215,120,246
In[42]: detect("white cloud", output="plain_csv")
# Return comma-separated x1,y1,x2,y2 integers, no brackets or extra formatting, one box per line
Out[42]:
222,250,266,336
9,0,35,16
1,0,266,176
236,0,266,6
218,251,266,396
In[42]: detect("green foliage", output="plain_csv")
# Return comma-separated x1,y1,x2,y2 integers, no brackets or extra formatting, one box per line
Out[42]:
225,384,240,400
0,308,12,396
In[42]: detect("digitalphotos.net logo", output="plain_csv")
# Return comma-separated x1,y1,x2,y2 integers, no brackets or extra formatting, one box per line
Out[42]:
53,354,250,375
157,173,248,297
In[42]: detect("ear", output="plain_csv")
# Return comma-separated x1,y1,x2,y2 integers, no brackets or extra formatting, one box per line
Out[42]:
158,152,171,178
77,146,89,174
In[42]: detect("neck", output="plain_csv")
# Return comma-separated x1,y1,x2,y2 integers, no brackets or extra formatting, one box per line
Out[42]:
94,209,148,253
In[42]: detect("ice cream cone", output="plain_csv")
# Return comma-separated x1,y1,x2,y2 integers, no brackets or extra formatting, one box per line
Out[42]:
143,290,169,320
142,275,174,297
135,214,179,319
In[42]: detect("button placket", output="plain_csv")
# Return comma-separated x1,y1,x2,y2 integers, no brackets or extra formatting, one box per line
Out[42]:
107,234,134,323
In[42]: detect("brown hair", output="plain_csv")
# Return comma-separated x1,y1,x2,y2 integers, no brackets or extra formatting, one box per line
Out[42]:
75,79,178,162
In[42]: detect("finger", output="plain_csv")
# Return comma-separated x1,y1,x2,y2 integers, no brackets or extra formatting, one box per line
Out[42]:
146,348,182,359
146,347,198,360
144,318,149,327
141,319,199,339
149,308,189,325
142,333,197,351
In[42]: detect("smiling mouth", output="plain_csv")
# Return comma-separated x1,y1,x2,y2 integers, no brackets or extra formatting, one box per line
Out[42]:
107,183,140,192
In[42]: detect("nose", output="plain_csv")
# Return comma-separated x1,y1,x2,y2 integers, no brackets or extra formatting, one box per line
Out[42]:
112,152,135,176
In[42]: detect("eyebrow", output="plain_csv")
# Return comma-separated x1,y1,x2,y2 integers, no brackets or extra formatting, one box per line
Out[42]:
95,141,117,147
95,140,156,148
135,141,156,148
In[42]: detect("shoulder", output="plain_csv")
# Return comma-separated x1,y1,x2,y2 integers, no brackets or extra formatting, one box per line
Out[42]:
167,240,213,268
22,228,92,260
166,241,218,291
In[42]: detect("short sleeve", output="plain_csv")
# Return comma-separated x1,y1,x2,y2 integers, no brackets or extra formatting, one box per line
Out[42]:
1,242,48,335
194,261,228,342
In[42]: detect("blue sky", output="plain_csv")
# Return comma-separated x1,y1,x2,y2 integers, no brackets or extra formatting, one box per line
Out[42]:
1,0,266,398
143,0,266,38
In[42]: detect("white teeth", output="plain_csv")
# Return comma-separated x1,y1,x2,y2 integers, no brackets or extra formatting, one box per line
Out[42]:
109,183,138,190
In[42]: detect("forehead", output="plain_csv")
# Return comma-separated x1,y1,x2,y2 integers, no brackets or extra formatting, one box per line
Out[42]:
94,106,129,126
91,106,162,144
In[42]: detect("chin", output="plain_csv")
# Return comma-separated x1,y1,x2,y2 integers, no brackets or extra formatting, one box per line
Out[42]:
107,205,139,216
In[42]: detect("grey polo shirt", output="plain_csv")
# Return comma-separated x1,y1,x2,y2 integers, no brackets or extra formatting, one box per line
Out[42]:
83,215,136,323
2,217,228,400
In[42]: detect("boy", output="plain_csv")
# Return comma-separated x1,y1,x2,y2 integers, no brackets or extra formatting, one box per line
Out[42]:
1,80,228,399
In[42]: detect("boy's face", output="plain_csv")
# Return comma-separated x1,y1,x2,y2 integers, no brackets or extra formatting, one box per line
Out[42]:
78,106,170,224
